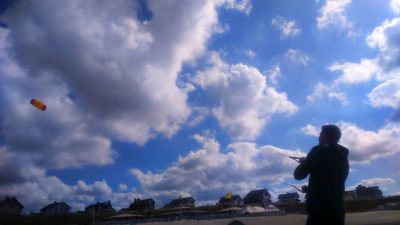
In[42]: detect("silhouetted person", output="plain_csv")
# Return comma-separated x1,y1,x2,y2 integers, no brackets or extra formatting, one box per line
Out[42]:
294,124,349,225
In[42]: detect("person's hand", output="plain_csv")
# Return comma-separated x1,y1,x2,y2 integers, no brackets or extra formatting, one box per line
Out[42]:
301,185,308,193
298,157,305,163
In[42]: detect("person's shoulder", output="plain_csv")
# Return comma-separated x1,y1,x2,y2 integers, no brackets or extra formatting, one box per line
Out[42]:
335,144,349,157
309,145,324,155
311,144,329,151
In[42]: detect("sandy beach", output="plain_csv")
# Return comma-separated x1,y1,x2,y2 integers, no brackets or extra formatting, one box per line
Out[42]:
139,211,400,225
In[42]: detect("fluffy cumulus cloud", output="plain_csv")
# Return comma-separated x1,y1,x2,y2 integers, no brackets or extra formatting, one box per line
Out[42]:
191,53,298,140
284,49,310,66
368,78,400,108
271,16,302,38
266,65,281,85
316,0,354,36
307,82,348,105
300,124,320,137
0,147,45,186
0,0,253,212
391,0,400,14
366,18,400,119
0,0,249,171
0,0,231,147
302,123,400,164
367,18,400,78
329,59,379,84
0,145,140,211
119,183,128,191
317,17,400,109
0,28,116,169
244,49,256,58
130,134,305,206
325,18,400,118
223,0,252,15
0,172,139,212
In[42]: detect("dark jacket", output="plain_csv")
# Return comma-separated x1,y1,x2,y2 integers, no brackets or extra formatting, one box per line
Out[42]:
294,144,349,216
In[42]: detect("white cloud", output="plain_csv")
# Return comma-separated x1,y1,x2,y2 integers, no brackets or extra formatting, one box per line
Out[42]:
363,18,400,116
119,183,128,191
390,191,400,195
0,164,140,212
266,65,281,85
130,134,305,205
0,0,254,212
308,57,380,105
367,18,400,51
366,18,400,80
301,124,320,137
0,44,116,169
390,0,400,14
213,23,230,34
316,0,354,36
315,18,400,110
0,147,47,186
0,0,253,172
330,59,379,84
186,107,210,127
318,17,400,118
245,49,256,58
191,52,298,140
368,78,400,108
285,49,310,66
0,0,233,154
223,0,252,15
307,82,348,104
271,16,302,38
302,123,400,164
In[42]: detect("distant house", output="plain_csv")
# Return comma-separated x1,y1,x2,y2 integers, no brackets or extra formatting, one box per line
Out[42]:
243,189,272,207
163,197,195,209
218,194,242,206
129,198,155,210
40,201,71,214
0,196,24,216
277,192,300,204
355,185,383,199
85,201,116,213
343,190,357,201
343,185,383,201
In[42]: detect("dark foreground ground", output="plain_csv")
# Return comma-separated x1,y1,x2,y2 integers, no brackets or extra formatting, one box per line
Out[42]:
139,211,399,225
0,210,399,225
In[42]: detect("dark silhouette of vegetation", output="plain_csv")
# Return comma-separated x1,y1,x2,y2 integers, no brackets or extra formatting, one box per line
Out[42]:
0,212,114,225
0,197,398,225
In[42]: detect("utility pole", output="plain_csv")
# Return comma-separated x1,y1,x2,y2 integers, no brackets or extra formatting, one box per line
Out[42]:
92,206,95,225
179,195,182,220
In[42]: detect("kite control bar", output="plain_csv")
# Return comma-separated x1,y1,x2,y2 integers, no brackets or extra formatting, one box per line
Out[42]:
283,182,308,193
284,155,308,193
289,156,304,163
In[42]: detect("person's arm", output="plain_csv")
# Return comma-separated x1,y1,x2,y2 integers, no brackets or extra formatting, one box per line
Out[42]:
294,147,319,180
344,151,350,180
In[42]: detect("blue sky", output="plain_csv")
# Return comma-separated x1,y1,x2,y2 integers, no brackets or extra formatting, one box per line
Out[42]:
0,0,400,212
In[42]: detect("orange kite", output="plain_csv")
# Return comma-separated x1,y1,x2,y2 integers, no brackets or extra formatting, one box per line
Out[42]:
30,98,47,111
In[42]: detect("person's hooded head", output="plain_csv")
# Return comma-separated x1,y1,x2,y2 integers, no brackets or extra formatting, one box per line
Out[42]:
319,124,341,145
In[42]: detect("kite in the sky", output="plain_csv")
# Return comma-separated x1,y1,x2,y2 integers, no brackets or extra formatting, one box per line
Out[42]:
30,98,47,111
